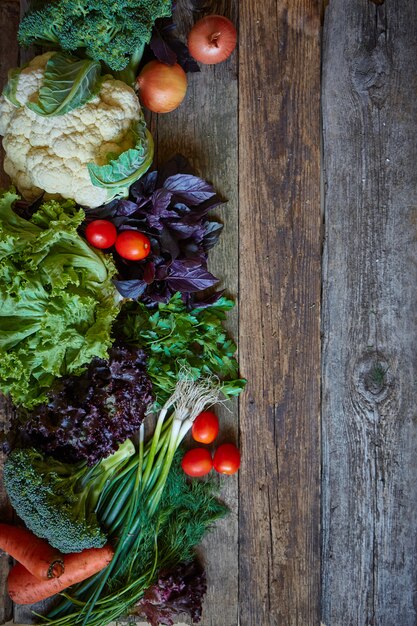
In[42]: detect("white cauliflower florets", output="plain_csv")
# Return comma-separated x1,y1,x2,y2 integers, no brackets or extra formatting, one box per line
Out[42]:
0,54,144,208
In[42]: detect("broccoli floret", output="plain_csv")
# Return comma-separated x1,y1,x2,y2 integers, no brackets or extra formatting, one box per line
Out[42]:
4,439,135,553
18,0,172,79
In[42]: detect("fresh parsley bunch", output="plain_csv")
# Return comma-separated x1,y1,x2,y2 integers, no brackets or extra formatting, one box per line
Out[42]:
116,293,246,407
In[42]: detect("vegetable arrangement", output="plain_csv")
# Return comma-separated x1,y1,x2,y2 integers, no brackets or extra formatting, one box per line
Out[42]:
0,0,242,624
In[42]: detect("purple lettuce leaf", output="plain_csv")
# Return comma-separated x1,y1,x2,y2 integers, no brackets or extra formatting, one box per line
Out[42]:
18,344,153,465
133,560,206,626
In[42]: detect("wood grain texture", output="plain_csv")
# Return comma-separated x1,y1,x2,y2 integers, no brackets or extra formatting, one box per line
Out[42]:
238,1,322,624
321,1,417,624
154,2,239,624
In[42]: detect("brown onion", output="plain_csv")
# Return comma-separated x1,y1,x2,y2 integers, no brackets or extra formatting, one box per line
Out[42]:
136,61,187,113
187,15,237,65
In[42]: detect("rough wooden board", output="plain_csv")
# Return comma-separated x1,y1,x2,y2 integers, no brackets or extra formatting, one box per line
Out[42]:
321,0,417,623
154,1,239,624
238,1,321,624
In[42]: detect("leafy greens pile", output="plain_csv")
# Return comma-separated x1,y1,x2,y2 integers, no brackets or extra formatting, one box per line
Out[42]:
86,154,224,306
44,453,227,625
0,190,119,408
116,293,246,407
18,344,153,466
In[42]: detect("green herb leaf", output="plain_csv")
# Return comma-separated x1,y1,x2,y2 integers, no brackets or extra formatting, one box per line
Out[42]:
116,293,246,407
26,53,102,116
88,117,154,191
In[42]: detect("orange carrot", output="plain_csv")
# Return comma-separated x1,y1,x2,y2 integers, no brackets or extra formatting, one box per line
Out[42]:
0,524,64,580
8,544,114,605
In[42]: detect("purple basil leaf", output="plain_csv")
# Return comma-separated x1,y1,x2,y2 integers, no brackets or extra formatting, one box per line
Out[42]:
172,202,191,214
116,200,140,217
155,263,169,280
147,215,165,231
151,189,173,216
166,220,199,240
114,280,148,300
164,174,216,205
169,39,200,73
150,31,177,66
203,221,224,251
157,155,194,185
143,262,156,284
83,200,118,222
185,196,225,222
167,260,219,292
131,171,158,200
160,227,180,259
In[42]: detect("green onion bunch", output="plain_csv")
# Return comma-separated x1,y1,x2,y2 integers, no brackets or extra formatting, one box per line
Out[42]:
42,375,224,626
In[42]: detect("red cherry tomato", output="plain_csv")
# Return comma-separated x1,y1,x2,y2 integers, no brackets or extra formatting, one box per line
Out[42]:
85,220,117,249
181,448,213,477
115,231,151,261
213,443,240,475
192,411,219,444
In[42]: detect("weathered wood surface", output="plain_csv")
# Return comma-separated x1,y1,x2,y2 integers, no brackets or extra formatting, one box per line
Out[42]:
239,1,322,624
321,0,417,624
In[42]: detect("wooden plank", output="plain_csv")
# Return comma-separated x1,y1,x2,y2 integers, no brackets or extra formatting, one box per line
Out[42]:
0,1,20,623
321,1,417,623
155,1,239,624
238,1,322,624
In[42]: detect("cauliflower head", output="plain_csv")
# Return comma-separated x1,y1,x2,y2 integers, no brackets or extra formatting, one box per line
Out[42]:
0,53,152,208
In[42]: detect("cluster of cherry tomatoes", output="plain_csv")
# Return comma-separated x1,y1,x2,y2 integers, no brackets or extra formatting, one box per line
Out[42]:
181,411,240,477
85,219,151,261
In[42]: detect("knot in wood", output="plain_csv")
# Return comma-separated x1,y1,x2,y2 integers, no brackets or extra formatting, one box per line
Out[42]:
352,46,391,108
353,352,392,404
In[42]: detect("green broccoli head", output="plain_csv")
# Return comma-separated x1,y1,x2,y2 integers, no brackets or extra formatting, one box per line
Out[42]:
4,441,135,553
18,0,172,71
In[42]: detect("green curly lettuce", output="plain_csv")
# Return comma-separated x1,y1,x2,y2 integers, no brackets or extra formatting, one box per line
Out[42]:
0,190,119,408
